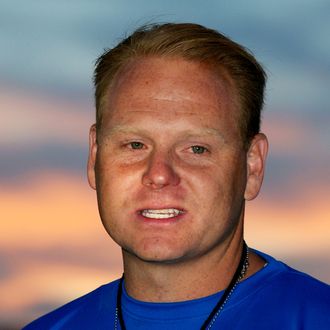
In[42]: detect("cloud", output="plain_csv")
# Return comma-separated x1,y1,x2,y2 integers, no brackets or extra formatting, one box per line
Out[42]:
259,109,330,199
0,172,122,324
1,143,87,183
1,87,93,146
1,170,329,326
1,85,328,203
0,87,93,180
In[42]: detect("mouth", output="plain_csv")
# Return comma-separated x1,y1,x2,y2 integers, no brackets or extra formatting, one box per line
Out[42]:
140,208,184,219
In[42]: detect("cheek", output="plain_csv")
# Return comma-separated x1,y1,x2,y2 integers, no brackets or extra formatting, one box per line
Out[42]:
182,167,224,216
188,156,246,208
96,154,148,213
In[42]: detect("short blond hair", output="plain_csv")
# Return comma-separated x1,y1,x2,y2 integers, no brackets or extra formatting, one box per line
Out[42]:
94,23,266,147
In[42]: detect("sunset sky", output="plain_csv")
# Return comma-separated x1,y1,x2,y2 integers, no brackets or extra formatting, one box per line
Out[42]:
1,1,329,328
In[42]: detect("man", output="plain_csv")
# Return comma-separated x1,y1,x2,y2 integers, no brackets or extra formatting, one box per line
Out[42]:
24,23,330,329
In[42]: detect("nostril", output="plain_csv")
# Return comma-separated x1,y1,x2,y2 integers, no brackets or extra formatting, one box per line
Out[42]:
142,169,180,189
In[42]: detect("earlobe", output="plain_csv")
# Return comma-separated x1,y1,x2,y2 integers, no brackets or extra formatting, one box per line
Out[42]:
244,133,268,201
87,124,98,190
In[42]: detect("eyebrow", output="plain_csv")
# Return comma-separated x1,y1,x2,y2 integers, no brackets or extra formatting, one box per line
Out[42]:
101,125,226,143
182,128,226,142
100,125,149,137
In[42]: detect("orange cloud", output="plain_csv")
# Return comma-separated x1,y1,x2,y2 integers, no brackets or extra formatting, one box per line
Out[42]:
0,171,329,326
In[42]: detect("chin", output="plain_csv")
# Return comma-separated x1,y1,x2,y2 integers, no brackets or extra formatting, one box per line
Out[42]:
123,242,188,264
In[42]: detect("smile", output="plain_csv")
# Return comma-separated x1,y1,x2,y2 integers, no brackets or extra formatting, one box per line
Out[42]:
141,209,183,219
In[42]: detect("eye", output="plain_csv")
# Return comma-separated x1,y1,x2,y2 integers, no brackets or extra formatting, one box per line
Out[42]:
191,145,208,154
129,142,145,150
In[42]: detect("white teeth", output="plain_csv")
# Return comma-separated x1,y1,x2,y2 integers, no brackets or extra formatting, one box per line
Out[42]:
141,208,182,219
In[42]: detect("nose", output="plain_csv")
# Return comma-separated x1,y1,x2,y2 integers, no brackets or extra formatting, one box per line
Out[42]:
142,150,180,189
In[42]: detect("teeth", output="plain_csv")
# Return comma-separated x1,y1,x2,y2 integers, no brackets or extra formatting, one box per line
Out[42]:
141,208,182,219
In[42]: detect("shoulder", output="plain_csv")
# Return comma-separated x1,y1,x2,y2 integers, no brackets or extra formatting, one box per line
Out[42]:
256,249,329,291
22,279,120,329
252,250,330,324
255,249,329,295
231,250,330,329
269,262,329,303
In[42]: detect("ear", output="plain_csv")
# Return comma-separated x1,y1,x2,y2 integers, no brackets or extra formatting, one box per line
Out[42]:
87,124,98,190
244,133,268,201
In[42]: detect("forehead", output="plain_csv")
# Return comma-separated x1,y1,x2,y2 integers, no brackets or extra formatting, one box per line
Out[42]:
101,56,239,135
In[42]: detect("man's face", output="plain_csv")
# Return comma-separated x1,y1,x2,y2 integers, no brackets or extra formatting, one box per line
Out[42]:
88,57,265,263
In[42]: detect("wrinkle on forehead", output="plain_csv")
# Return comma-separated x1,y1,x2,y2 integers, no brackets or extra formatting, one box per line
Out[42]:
107,57,235,112
109,99,223,117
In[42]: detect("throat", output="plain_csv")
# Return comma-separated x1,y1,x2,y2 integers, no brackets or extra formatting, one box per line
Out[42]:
116,242,250,330
122,241,251,303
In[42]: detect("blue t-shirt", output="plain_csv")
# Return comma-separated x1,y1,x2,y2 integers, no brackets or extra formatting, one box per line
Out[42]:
23,250,330,329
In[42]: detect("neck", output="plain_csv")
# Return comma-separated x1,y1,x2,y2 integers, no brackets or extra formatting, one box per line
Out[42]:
122,231,251,302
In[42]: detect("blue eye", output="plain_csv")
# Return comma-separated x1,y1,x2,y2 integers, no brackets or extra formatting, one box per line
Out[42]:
191,146,207,154
130,142,144,149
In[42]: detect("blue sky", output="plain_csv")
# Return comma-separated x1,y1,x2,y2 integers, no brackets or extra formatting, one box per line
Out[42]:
2,0,330,105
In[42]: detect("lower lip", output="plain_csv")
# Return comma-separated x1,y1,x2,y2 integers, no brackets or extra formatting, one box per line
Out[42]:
136,212,185,225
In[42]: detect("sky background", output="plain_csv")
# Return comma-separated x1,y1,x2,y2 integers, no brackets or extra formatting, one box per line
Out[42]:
1,0,329,328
